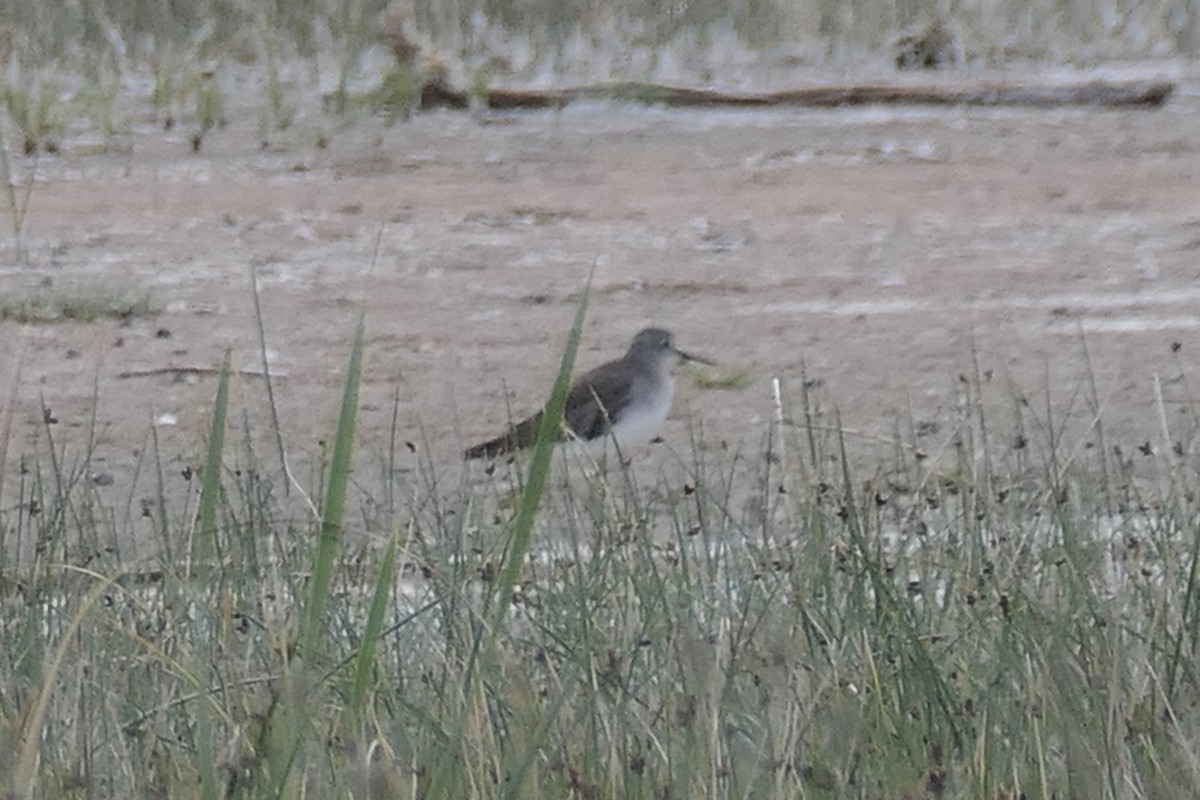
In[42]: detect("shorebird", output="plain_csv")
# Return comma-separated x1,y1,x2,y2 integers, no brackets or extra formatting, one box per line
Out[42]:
464,327,713,459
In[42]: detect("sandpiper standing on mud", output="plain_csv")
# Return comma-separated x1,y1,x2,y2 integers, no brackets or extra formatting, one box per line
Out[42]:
464,327,714,459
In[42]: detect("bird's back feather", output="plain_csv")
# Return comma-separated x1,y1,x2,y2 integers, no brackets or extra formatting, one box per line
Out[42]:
463,361,640,458
562,361,637,441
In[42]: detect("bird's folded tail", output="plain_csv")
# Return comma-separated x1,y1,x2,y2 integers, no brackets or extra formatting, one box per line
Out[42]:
464,413,548,459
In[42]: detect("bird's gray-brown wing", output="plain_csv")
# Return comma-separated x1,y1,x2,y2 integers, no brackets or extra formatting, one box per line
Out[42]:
562,362,636,442
463,360,634,459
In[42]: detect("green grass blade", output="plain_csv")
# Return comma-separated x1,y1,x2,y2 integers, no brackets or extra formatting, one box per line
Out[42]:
191,352,231,800
0,340,24,556
249,264,290,494
491,279,590,620
500,684,573,800
193,351,230,579
348,528,399,716
302,310,365,655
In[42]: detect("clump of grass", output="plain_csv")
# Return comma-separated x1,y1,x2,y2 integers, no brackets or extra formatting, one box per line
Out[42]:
373,64,425,124
188,67,225,151
2,78,66,155
469,63,493,109
150,61,183,129
255,7,296,143
0,288,158,323
689,364,751,390
73,78,129,144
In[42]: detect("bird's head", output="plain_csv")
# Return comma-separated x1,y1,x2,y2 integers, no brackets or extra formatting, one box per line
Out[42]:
628,327,715,370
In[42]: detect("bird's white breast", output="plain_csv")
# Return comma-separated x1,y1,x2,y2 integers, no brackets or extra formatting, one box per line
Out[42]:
609,378,674,450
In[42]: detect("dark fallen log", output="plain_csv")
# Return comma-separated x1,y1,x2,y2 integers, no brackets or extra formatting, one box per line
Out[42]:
419,78,1174,112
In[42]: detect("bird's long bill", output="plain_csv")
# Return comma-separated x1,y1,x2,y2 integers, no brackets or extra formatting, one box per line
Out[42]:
675,347,716,366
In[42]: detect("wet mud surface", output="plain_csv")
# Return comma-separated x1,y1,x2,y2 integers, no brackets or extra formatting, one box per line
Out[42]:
4,63,1200,536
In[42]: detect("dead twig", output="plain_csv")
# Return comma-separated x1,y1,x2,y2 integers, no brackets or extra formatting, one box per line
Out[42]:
116,366,284,380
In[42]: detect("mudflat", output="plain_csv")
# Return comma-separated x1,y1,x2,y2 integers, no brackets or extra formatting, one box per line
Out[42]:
4,63,1200,509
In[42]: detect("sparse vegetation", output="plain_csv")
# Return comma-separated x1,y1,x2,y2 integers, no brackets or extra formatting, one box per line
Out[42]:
151,61,182,128
689,364,752,390
469,63,493,108
2,77,66,155
0,124,36,264
74,80,129,144
3,300,1200,797
0,288,158,324
373,63,425,124
0,0,1196,151
189,68,226,151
